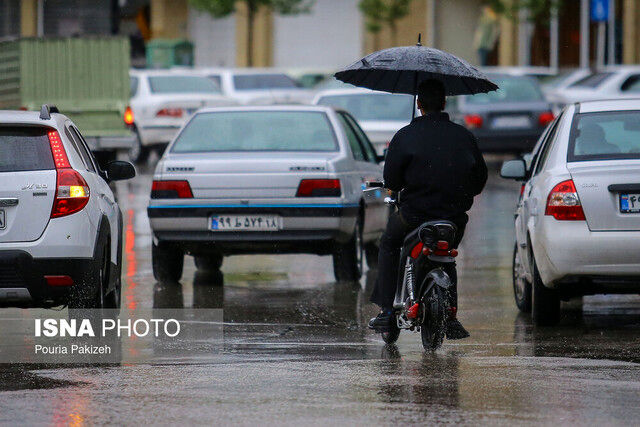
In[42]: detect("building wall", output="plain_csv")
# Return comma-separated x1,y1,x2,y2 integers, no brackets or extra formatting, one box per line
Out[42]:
273,0,362,69
189,9,237,67
435,0,483,65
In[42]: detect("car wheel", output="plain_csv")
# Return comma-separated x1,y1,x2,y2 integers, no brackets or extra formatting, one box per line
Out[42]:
194,253,223,272
364,242,379,269
332,218,363,282
152,241,184,282
128,128,150,165
513,243,531,313
531,255,561,326
69,241,108,309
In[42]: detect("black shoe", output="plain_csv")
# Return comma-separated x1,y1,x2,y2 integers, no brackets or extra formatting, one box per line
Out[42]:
445,319,470,339
368,310,393,332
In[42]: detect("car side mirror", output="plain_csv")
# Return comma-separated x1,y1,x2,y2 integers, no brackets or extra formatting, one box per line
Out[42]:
500,159,527,180
106,161,136,182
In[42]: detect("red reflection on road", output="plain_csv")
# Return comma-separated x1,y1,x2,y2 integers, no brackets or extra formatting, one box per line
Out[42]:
124,208,138,311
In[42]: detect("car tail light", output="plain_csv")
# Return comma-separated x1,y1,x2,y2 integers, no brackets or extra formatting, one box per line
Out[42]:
48,130,90,218
45,275,74,286
545,179,586,221
464,114,483,129
296,179,341,197
538,111,555,127
124,106,135,125
156,108,184,118
151,180,194,199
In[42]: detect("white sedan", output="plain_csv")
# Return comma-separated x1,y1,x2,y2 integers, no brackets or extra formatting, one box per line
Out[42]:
313,88,415,155
128,69,237,163
547,66,640,109
501,98,640,326
196,68,314,105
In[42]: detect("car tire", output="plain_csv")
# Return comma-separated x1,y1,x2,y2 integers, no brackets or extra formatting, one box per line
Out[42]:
152,241,184,282
531,255,561,326
128,128,150,165
194,254,223,272
69,241,109,309
332,218,363,282
364,242,379,269
513,243,532,313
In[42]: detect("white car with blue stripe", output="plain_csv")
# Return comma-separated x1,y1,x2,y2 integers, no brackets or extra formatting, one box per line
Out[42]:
147,105,387,282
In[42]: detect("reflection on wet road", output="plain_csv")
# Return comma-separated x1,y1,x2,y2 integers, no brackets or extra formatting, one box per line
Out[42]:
1,159,640,424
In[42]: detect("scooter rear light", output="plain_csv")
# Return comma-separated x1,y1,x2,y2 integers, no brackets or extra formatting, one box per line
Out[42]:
436,241,449,250
410,242,424,259
407,303,419,319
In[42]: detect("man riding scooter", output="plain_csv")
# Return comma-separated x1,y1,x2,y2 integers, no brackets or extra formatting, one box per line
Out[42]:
368,79,488,339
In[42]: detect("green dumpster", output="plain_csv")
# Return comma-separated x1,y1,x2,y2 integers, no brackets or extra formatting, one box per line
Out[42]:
146,39,194,68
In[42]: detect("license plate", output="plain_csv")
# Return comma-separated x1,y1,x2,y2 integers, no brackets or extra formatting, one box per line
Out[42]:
0,209,4,230
492,116,531,129
620,194,640,213
209,215,281,231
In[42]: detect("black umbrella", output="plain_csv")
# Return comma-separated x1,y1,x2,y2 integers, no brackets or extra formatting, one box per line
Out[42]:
334,35,498,104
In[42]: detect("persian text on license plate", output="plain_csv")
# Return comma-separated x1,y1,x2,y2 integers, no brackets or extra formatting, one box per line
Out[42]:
620,194,640,213
492,116,531,129
210,215,281,231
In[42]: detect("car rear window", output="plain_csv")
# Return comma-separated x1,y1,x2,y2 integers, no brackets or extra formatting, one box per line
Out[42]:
569,72,613,88
0,127,54,172
465,75,544,104
172,111,338,153
317,93,414,122
149,75,221,94
233,74,299,91
568,111,640,162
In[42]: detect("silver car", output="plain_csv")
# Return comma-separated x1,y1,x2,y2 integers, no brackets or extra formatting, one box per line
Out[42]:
501,98,640,326
148,105,387,282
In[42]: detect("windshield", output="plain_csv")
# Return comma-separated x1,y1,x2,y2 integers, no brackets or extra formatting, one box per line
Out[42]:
148,75,221,94
569,72,614,89
466,75,544,105
568,111,640,161
233,74,300,91
0,127,54,172
317,93,414,122
172,111,338,153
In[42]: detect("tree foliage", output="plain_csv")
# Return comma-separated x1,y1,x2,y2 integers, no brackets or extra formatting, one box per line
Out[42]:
359,0,414,45
484,0,563,22
189,0,314,17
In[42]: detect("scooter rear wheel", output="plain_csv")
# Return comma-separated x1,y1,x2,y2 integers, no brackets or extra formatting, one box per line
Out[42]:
421,286,449,351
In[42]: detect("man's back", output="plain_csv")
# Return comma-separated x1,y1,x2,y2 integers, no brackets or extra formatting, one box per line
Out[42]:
383,111,488,222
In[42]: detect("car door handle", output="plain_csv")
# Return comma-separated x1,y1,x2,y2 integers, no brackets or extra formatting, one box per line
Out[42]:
0,198,18,207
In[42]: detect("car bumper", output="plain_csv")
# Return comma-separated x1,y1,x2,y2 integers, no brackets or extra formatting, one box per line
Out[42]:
138,125,181,146
147,204,359,255
0,250,99,307
534,219,640,293
474,129,543,153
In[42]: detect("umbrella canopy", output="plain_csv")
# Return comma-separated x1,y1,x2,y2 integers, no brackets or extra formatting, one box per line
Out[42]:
334,44,498,96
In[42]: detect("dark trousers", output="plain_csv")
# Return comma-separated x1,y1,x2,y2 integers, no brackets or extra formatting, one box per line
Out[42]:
370,211,466,310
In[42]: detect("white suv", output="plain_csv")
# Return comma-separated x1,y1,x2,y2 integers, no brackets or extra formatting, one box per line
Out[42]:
0,105,135,309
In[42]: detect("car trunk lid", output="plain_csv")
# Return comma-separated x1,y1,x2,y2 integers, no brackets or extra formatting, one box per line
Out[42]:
568,160,640,231
0,127,57,243
161,152,337,199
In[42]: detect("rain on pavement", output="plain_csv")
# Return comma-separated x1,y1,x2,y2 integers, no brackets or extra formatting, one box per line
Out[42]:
1,158,640,425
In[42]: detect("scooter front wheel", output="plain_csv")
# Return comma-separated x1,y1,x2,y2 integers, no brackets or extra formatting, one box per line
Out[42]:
381,315,400,345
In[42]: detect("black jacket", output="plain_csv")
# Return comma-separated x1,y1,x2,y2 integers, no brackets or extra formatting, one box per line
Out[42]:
384,112,488,222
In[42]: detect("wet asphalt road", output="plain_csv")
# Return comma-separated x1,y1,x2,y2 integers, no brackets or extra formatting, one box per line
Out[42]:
1,158,640,425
